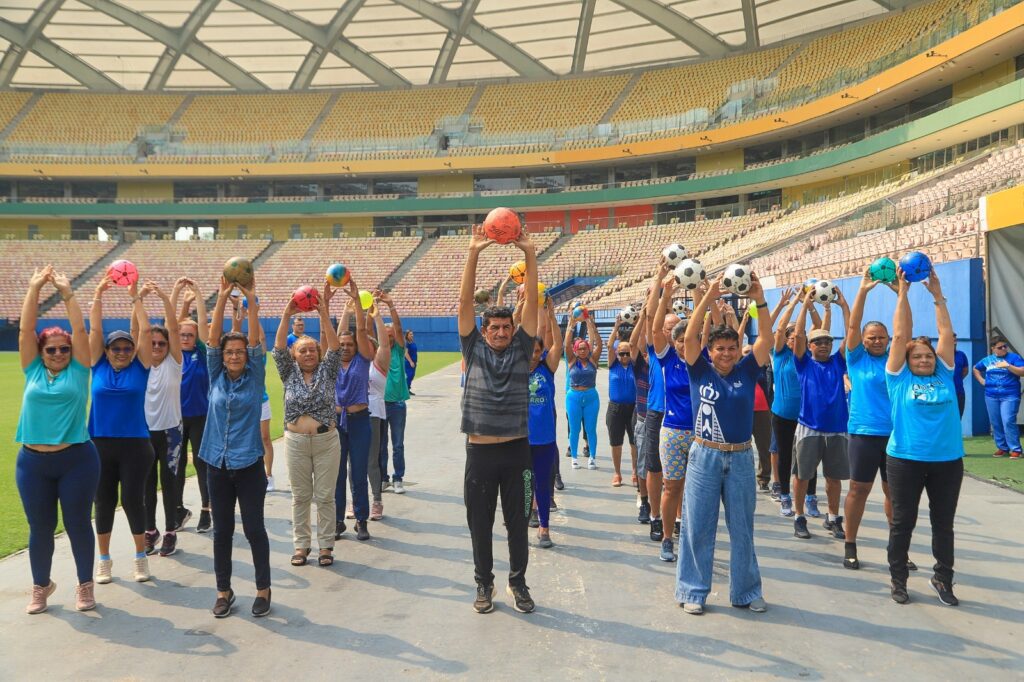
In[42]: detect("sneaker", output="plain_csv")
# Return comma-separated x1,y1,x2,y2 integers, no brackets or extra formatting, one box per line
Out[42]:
346,504,355,519
682,602,704,615
659,538,676,562
144,530,160,556
794,516,811,539
588,457,597,470
158,533,178,557
554,474,564,491
891,580,910,604
844,542,859,570
930,577,959,606
1011,451,1022,460
252,589,272,618
26,581,57,615
993,449,1007,458
133,556,151,582
674,520,680,537
638,500,651,525
473,584,495,614
549,498,558,511
335,521,346,540
571,459,580,470
355,520,370,541
538,532,554,549
393,480,406,494
650,518,664,542
75,581,96,612
758,481,769,494
824,516,846,539
805,495,821,518
507,584,535,614
266,475,275,492
907,559,918,571
196,510,212,533
370,501,384,521
734,597,768,613
213,590,235,618
583,445,591,458
96,558,113,584
382,480,392,491
779,494,794,517
175,508,193,532
529,509,540,529
770,482,781,501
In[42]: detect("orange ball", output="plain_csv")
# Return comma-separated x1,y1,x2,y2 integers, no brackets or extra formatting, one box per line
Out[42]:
483,207,522,245
509,260,527,284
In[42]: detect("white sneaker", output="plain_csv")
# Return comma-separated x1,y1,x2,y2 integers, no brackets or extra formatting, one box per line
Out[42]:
393,481,405,494
96,558,113,584
133,556,151,582
588,457,597,470
266,475,275,492
571,459,580,469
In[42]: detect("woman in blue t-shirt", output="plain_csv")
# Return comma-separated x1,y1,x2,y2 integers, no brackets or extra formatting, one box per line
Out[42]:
89,273,155,586
529,302,563,548
677,273,774,615
16,266,100,614
605,315,637,488
563,310,603,470
885,267,963,607
972,335,1024,458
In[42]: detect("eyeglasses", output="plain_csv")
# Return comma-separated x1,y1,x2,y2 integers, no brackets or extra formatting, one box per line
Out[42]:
152,341,168,348
995,344,1008,350
109,345,133,354
617,352,631,357
223,349,247,357
44,345,71,356
810,339,834,346
180,333,196,339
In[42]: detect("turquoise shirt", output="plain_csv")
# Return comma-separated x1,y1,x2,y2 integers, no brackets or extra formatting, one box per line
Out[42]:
886,359,964,462
384,343,410,403
846,344,892,436
16,356,91,445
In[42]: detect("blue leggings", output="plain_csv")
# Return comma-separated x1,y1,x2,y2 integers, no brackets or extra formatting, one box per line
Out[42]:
531,442,558,528
566,388,600,460
16,442,100,586
337,410,371,522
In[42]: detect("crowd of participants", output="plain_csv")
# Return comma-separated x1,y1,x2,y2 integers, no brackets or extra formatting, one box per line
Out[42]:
16,266,417,616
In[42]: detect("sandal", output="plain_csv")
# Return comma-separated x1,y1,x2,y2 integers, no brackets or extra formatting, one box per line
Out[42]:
318,550,334,567
291,548,311,566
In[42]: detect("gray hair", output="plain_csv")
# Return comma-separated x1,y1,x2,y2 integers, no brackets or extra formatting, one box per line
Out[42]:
671,319,689,341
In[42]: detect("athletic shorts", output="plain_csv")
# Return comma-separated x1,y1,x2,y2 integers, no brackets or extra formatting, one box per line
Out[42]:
260,399,272,422
639,410,664,475
659,427,694,481
794,424,849,481
848,434,889,483
606,401,636,448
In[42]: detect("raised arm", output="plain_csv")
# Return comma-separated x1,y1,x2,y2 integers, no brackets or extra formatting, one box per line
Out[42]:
835,287,851,351
774,291,800,352
737,308,751,343
887,269,913,373
459,227,493,337
377,289,404,348
628,307,647,361
769,286,793,327
131,279,153,369
607,316,622,366
793,289,814,360
515,233,539,338
192,281,209,345
820,301,832,333
563,309,576,361
512,294,525,328
652,273,675,355
49,269,89,368
685,275,721,364
89,274,113,365
747,274,772,366
170,277,187,323
274,298,296,351
238,278,259,348
317,283,341,352
19,267,53,369
153,282,182,363
545,302,562,373
495,273,511,307
585,316,602,364
210,276,233,347
369,301,391,370
846,267,878,352
924,268,953,367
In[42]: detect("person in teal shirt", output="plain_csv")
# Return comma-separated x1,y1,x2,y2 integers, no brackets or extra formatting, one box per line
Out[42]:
377,291,410,493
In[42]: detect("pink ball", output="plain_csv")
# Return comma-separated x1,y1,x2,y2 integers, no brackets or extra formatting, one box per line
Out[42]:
292,285,320,312
107,260,138,287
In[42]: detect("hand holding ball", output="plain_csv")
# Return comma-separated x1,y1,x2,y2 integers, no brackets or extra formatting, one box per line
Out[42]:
291,285,320,312
223,257,254,287
899,251,932,283
107,259,139,287
812,279,838,303
869,257,897,283
572,305,588,321
325,263,350,287
483,207,522,244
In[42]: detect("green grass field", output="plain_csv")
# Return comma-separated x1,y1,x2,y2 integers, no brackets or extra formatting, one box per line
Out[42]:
0,350,460,558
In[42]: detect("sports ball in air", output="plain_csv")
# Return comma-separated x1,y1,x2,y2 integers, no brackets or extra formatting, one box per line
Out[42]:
869,256,897,283
359,290,374,310
483,207,522,245
620,305,639,324
803,277,819,293
223,257,254,287
672,299,688,316
722,264,752,296
473,288,491,304
325,263,350,287
291,285,320,313
107,259,138,287
813,279,838,304
899,251,932,283
509,260,528,285
573,305,588,320
537,282,548,303
662,243,688,267
673,258,706,290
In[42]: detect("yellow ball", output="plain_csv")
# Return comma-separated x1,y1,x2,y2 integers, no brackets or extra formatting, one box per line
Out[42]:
509,260,528,285
359,290,373,310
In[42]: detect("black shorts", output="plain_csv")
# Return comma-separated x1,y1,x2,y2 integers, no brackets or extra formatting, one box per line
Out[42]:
606,401,636,447
639,410,664,475
849,434,889,484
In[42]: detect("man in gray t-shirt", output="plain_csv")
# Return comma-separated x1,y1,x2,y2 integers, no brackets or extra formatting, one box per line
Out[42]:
458,225,539,615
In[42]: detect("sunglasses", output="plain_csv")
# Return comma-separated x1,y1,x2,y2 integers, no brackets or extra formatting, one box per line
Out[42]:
152,340,168,348
44,345,71,356
617,352,631,357
995,344,1008,350
810,338,834,346
109,345,134,354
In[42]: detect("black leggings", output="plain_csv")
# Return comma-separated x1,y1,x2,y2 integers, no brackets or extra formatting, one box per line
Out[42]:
770,414,816,495
753,410,772,485
208,458,270,592
180,415,209,509
146,427,183,532
93,437,155,536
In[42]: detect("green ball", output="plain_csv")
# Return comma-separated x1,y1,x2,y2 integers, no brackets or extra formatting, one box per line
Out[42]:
869,257,897,283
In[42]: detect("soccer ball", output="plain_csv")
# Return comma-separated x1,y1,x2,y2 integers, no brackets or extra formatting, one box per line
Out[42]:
620,305,639,324
473,288,491,304
325,263,350,287
107,259,138,287
869,256,897,283
673,258,706,290
223,257,254,287
483,207,522,244
672,299,688,316
291,285,320,312
813,279,838,303
803,277,819,293
722,264,752,295
509,260,527,285
662,243,688,266
899,251,932,283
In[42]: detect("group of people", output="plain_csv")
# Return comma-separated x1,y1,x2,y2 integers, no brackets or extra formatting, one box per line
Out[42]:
16,265,415,617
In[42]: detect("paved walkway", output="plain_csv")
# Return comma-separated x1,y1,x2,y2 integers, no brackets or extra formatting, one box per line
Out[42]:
2,361,1023,680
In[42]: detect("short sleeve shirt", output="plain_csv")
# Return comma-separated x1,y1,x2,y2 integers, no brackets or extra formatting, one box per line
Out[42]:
953,350,969,396
771,347,801,421
528,354,557,446
794,351,849,433
17,356,90,445
658,346,693,431
89,355,151,439
461,326,533,437
180,342,209,418
688,353,762,444
646,344,666,414
845,344,892,436
633,354,650,419
974,353,1024,399
886,359,964,462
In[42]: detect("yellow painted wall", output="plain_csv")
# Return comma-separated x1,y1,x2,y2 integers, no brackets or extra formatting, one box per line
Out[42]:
953,59,1014,102
418,174,474,194
696,149,745,173
217,216,373,240
117,181,173,199
0,218,71,238
983,182,1024,232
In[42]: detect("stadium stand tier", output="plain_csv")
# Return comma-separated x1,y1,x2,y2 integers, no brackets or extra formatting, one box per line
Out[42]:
0,239,115,321
7,93,185,145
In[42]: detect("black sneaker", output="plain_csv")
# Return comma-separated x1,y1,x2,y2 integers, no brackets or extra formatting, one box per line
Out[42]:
843,542,859,570
549,497,558,511
175,508,193,532
794,516,811,539
473,584,495,614
196,510,212,534
355,520,370,541
252,588,271,617
891,580,910,604
758,481,770,494
830,516,846,540
212,589,235,618
650,518,664,542
507,584,535,614
638,500,651,525
144,530,160,556
554,474,564,491
159,532,177,557
770,482,781,501
930,577,959,606
335,520,346,540
528,510,539,529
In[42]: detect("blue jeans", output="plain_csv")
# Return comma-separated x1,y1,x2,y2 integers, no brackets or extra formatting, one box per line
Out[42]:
337,411,371,522
531,442,558,528
676,442,762,606
566,387,600,460
985,394,1021,453
379,401,407,482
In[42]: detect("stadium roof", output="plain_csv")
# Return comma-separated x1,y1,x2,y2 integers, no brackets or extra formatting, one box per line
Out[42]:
0,0,920,91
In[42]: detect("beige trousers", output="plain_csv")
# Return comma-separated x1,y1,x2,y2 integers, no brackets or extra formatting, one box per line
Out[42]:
285,428,341,551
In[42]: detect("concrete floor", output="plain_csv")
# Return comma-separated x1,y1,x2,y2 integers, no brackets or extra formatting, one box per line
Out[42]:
1,360,1023,680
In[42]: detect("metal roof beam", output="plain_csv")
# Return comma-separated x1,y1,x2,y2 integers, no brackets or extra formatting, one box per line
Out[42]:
233,0,407,88
741,0,759,50
146,0,220,90
80,0,265,90
572,0,596,74
391,0,553,79
291,0,367,89
873,0,916,9
0,17,122,90
0,0,64,88
430,0,480,84
609,0,730,58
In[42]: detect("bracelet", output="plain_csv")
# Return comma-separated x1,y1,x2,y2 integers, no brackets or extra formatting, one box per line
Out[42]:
934,297,947,305
756,302,768,309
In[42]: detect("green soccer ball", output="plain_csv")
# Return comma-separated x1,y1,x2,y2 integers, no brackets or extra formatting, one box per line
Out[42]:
869,256,897,283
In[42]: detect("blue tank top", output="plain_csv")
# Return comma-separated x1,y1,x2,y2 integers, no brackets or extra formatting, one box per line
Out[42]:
568,359,597,389
528,356,557,446
608,360,636,404
89,355,151,439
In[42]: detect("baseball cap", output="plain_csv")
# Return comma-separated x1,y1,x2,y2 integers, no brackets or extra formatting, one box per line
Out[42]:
808,329,834,343
104,330,135,347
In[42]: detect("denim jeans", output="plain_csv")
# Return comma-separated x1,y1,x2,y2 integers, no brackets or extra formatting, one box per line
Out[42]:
379,401,407,482
337,410,371,522
984,394,1021,453
676,442,762,606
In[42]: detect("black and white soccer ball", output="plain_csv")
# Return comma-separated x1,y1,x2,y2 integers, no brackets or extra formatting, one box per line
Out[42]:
662,243,688,267
673,258,706,290
620,305,639,324
722,263,753,296
672,299,688,315
813,279,838,303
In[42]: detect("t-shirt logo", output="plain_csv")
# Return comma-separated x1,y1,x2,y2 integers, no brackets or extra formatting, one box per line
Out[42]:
529,374,546,404
910,379,945,403
696,383,724,441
